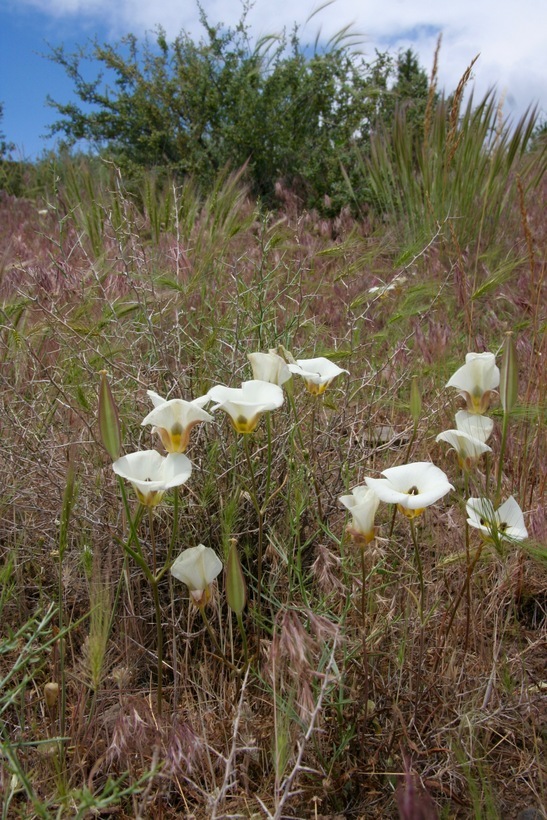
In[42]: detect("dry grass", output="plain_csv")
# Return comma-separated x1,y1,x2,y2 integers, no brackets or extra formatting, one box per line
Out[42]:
0,160,545,819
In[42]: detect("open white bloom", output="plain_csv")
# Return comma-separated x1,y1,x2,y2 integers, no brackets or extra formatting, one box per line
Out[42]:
112,450,192,507
171,544,223,606
142,399,213,453
466,496,528,543
455,410,494,443
446,352,500,414
436,429,492,469
207,379,284,434
248,351,292,386
339,486,380,546
288,357,349,395
365,462,454,519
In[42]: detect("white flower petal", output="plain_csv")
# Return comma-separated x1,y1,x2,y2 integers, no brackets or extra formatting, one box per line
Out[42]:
446,352,500,393
365,462,453,510
436,429,492,460
248,352,292,386
171,544,223,591
455,411,494,442
288,357,348,385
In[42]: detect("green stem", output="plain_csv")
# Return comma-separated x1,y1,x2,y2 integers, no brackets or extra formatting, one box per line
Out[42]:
360,547,370,719
150,579,164,716
156,486,179,583
409,517,425,712
199,605,240,672
409,518,424,623
434,538,487,673
237,612,249,668
288,390,323,522
463,472,471,651
148,507,157,577
496,411,510,504
243,435,264,617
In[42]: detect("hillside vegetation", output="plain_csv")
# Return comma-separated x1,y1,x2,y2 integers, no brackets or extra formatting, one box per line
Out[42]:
0,24,546,818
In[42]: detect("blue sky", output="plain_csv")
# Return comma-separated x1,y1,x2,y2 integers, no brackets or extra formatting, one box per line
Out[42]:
2,0,546,160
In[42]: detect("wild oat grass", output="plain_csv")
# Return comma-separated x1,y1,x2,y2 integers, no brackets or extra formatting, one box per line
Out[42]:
0,147,545,819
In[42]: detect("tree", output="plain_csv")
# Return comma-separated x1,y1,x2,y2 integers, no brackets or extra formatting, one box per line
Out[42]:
48,10,428,210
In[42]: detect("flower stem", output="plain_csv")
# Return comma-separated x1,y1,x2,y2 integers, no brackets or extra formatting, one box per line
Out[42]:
287,390,323,522
409,517,426,711
360,547,371,719
237,612,249,668
495,411,510,504
148,507,157,577
150,578,164,715
434,538,486,673
409,518,424,623
199,605,241,672
243,435,264,619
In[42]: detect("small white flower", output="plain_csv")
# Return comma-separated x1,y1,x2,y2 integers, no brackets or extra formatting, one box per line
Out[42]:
288,357,348,395
248,351,292,386
112,450,192,507
339,486,380,545
454,410,494,443
207,380,284,433
436,429,492,469
466,496,528,543
142,398,213,453
446,352,500,414
171,544,223,606
365,462,453,519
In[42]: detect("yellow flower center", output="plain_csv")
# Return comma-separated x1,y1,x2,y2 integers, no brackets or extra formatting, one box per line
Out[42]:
231,414,261,434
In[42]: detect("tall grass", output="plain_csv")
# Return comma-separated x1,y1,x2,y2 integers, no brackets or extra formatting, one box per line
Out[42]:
364,86,544,252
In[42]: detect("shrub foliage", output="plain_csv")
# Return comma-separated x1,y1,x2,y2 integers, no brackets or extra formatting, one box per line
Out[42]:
46,8,430,211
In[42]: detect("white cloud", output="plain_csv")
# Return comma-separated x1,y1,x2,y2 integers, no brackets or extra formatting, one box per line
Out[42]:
13,0,547,121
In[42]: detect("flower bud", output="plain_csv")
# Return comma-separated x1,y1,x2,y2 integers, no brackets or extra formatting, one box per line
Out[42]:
226,538,247,615
500,332,518,414
98,371,121,460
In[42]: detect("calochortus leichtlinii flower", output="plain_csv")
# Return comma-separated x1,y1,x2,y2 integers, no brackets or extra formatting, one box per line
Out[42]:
365,462,454,519
142,398,213,453
170,544,223,606
446,352,500,414
288,357,349,395
339,486,380,546
207,380,284,434
454,410,494,443
248,351,292,387
112,450,192,507
466,496,528,543
436,429,492,470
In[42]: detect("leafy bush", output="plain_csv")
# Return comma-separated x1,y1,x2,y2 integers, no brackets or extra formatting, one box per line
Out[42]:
46,9,430,212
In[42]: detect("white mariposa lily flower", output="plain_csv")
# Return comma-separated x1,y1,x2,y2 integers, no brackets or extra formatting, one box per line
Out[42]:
170,544,223,606
142,398,213,453
339,486,380,546
436,429,492,469
247,351,292,386
288,357,349,395
112,450,192,507
466,496,528,543
446,352,500,414
454,410,494,443
207,380,284,434
365,462,454,519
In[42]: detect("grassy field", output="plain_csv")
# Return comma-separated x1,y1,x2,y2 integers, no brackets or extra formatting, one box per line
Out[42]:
0,123,546,819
